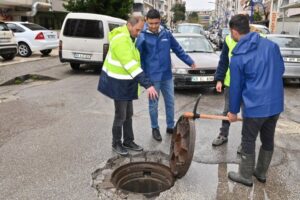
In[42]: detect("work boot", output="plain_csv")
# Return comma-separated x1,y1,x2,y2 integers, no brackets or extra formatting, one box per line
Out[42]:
123,141,143,151
152,128,162,141
212,135,228,146
228,152,255,187
112,143,128,156
253,147,273,183
166,128,174,134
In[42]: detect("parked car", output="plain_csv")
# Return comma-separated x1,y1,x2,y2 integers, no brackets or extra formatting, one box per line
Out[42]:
171,33,219,89
216,28,230,49
0,21,17,60
266,34,300,80
59,13,126,71
250,24,270,34
175,23,205,35
6,21,58,57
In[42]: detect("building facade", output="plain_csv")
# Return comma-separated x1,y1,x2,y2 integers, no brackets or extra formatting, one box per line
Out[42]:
0,0,67,29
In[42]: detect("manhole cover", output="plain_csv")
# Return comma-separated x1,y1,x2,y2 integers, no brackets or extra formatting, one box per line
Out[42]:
111,162,175,197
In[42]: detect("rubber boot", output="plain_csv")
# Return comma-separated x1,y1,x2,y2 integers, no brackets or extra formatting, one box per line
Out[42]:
228,153,255,187
253,147,273,183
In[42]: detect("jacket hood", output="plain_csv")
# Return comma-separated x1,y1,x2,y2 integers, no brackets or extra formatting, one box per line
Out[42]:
108,25,129,42
142,23,165,34
232,32,260,55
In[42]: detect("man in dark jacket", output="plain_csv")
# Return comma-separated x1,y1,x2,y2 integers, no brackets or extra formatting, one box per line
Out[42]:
136,9,195,141
227,14,285,187
98,16,158,156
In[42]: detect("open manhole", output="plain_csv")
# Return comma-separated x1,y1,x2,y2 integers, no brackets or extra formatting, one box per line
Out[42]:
92,116,196,199
111,162,175,197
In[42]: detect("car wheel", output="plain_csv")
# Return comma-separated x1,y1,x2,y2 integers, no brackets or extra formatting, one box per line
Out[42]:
1,53,16,61
18,43,32,57
40,49,52,56
70,63,80,70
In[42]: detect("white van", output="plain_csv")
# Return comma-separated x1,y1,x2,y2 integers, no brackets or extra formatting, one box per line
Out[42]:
59,13,126,70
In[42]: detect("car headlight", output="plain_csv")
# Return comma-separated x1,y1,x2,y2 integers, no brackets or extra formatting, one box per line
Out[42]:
172,68,188,74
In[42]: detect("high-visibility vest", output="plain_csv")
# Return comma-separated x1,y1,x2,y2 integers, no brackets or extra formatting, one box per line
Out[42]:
102,25,143,81
224,35,237,87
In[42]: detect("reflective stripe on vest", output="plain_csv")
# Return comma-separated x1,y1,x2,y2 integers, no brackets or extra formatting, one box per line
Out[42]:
224,35,237,87
104,32,142,80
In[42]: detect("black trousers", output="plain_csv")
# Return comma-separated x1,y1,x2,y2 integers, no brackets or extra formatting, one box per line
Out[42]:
242,114,280,154
112,100,134,146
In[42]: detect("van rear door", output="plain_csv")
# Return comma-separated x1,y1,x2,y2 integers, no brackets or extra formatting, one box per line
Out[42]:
61,19,105,63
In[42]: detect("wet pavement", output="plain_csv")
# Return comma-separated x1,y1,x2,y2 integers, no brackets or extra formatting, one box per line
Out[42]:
0,59,299,199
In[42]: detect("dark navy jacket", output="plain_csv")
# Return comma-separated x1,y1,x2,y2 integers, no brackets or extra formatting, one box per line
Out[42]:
136,24,194,82
229,32,285,117
214,41,229,82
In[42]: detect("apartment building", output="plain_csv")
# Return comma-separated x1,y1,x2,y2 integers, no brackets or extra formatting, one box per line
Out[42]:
0,0,67,29
271,0,300,34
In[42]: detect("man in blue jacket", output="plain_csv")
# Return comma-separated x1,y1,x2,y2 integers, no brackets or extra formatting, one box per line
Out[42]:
227,14,285,187
136,9,195,141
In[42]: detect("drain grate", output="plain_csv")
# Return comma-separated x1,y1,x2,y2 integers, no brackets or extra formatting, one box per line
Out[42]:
111,162,175,197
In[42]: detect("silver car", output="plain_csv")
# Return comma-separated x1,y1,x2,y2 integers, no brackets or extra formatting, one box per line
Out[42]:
171,33,219,89
266,34,300,80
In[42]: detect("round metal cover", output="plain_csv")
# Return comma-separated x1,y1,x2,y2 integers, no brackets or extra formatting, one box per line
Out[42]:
169,115,196,178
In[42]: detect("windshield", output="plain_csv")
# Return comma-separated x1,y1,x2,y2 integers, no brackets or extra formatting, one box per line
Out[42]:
176,25,204,34
175,36,214,53
267,36,300,48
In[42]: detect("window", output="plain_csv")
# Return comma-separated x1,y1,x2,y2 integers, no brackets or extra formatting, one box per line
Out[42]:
6,23,25,33
63,19,104,39
0,23,9,31
108,23,121,31
21,23,47,31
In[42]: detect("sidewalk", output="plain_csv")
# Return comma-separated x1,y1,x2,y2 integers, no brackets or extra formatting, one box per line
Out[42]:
0,48,59,67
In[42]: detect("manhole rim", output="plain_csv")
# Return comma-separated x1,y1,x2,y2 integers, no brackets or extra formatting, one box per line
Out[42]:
111,161,175,196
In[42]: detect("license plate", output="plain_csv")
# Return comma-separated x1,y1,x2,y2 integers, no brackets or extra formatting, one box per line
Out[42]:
284,57,300,63
74,53,92,59
47,35,55,39
191,76,214,82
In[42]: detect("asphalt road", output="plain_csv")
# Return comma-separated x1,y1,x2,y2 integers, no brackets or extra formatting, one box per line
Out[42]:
0,57,299,200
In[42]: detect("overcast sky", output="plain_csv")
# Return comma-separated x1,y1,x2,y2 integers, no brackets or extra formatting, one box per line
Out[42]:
185,0,215,11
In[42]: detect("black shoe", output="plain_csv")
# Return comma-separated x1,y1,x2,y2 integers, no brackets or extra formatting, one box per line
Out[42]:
112,143,128,156
152,128,162,141
166,128,174,134
123,141,143,151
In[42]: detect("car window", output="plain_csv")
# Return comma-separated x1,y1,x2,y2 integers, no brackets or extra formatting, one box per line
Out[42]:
108,23,122,31
6,23,25,33
63,19,104,39
176,25,204,34
21,23,47,30
267,36,300,48
175,36,214,53
0,23,9,31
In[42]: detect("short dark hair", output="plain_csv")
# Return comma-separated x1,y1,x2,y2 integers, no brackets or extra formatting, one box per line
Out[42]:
146,9,160,19
229,14,250,34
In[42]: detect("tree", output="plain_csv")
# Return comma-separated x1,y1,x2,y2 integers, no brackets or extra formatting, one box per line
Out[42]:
63,0,133,20
171,3,186,24
253,11,262,22
188,12,199,23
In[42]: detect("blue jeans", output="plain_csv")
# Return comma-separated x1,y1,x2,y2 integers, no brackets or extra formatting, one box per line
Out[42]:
149,79,174,129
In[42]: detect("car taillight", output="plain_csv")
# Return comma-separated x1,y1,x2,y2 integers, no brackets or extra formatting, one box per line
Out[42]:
59,40,62,51
103,43,109,61
35,32,45,40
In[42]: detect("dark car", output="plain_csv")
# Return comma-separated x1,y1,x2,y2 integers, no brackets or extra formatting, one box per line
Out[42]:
171,33,219,89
